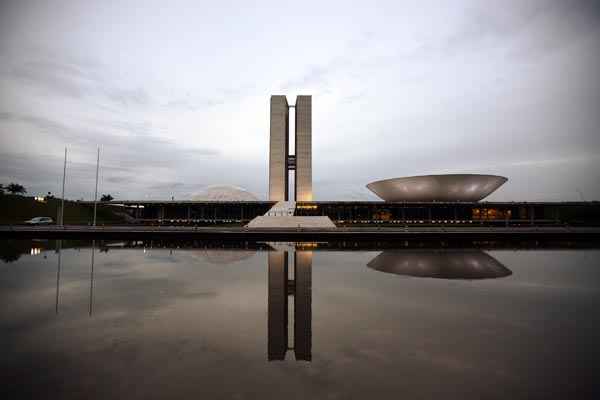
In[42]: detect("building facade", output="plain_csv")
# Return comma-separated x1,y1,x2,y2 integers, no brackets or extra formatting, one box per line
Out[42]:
295,96,312,201
269,95,312,201
269,96,289,201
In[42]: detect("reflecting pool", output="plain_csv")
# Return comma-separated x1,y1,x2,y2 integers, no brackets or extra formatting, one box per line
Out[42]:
1,239,598,399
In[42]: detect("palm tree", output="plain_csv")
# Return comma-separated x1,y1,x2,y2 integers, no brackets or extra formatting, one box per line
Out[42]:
6,183,26,195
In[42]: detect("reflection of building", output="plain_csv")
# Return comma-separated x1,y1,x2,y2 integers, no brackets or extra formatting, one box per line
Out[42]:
294,251,312,360
268,249,312,361
367,249,512,280
269,95,312,201
366,174,507,202
267,251,288,360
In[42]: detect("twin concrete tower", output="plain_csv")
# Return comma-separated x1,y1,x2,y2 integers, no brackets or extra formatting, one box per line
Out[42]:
269,95,312,201
249,95,333,227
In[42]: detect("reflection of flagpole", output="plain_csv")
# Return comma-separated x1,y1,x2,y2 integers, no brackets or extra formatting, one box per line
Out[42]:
89,240,95,316
93,147,100,227
55,240,62,314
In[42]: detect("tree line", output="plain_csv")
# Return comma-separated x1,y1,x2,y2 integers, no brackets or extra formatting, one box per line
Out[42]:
0,183,26,195
1,182,114,201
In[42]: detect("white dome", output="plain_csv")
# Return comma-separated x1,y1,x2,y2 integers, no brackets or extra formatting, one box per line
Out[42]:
191,185,259,201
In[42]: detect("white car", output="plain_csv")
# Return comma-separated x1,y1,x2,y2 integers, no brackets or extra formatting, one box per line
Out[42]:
24,217,54,225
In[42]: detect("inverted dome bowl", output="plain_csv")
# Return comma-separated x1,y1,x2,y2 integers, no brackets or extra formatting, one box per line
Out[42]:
366,174,507,202
367,250,512,280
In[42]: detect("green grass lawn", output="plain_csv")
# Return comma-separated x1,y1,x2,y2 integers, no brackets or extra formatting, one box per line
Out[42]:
0,194,126,225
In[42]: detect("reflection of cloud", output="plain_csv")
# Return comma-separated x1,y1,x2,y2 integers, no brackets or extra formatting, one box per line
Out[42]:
201,250,256,265
179,291,219,300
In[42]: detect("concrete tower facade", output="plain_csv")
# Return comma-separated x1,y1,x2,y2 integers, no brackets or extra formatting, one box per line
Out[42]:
269,96,289,201
268,95,312,201
295,96,312,201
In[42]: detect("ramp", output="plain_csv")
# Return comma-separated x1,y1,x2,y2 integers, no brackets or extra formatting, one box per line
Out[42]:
246,216,336,229
247,201,336,229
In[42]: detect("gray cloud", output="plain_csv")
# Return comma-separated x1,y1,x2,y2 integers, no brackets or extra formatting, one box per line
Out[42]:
0,0,598,201
6,53,105,97
11,61,90,98
165,97,224,111
3,51,154,112
104,87,150,107
281,64,333,91
105,176,135,184
0,108,223,199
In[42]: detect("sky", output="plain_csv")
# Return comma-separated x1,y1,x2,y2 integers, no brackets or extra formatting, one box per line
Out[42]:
0,0,599,201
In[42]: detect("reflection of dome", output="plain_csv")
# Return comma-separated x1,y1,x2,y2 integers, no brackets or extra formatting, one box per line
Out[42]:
367,250,511,280
202,250,256,265
191,185,258,201
366,174,507,202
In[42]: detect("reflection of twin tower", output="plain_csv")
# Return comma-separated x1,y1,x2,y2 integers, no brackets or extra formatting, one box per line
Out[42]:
265,247,511,362
269,95,312,201
48,242,512,363
268,250,312,361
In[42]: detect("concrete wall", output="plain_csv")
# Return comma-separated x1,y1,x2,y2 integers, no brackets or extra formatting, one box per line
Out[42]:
295,95,312,201
269,96,289,201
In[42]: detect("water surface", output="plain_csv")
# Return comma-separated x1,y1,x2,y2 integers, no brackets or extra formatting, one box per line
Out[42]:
1,240,598,399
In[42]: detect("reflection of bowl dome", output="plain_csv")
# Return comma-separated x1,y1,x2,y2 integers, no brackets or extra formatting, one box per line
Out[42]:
202,250,256,265
366,174,507,202
367,250,511,280
191,185,258,201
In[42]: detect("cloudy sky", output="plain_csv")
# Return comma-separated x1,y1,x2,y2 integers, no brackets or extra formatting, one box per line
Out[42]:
0,0,599,201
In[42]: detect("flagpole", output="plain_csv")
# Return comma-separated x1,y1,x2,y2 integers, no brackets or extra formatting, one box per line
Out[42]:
60,147,67,226
93,147,100,226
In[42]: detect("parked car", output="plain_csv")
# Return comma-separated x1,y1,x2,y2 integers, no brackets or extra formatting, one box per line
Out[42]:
24,217,54,225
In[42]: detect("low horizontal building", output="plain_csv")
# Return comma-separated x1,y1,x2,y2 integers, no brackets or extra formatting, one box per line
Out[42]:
86,199,600,227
